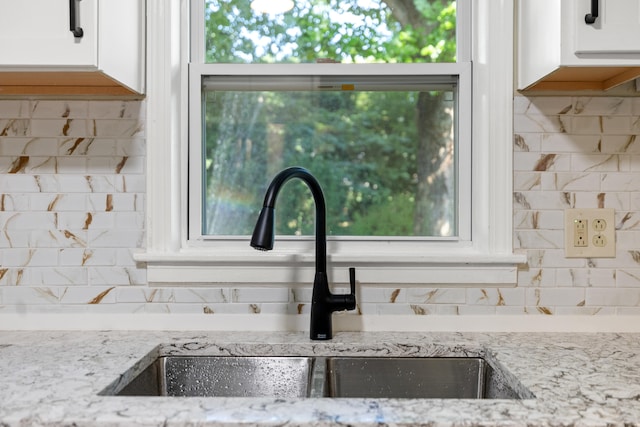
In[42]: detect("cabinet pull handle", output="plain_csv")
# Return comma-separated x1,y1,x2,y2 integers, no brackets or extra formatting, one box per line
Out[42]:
69,0,84,38
585,0,599,24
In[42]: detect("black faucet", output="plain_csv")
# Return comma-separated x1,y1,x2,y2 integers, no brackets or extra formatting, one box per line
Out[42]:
250,166,357,340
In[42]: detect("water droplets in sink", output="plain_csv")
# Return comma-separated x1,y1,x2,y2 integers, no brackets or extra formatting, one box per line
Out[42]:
162,356,312,397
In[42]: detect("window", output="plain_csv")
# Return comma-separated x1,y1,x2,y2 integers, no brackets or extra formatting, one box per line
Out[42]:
138,0,524,285
190,0,471,240
196,73,467,240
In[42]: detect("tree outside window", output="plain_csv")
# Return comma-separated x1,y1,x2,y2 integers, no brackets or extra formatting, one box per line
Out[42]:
201,0,458,238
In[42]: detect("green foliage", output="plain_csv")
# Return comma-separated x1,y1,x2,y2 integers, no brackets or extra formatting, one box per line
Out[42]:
349,193,415,235
276,90,419,236
204,0,456,64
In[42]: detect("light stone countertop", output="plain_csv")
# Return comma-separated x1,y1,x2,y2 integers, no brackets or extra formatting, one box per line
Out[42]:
0,330,638,426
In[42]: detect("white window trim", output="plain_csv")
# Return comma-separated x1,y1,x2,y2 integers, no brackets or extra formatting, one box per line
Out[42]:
136,0,526,285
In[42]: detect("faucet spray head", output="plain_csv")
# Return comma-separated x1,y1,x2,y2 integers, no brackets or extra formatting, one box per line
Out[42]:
250,207,275,251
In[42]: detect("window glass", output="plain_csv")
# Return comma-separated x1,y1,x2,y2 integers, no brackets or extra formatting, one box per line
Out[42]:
196,0,463,241
202,75,457,237
204,0,456,64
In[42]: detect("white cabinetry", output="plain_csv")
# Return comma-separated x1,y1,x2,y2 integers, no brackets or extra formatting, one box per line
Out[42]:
518,0,640,91
0,0,145,96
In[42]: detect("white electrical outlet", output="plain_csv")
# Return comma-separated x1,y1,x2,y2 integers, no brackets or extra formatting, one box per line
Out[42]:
564,208,615,258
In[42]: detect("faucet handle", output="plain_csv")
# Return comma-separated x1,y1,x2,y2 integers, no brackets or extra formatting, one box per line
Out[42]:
349,267,356,295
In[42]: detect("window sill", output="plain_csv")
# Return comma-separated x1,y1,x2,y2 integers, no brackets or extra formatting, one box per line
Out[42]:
135,249,526,285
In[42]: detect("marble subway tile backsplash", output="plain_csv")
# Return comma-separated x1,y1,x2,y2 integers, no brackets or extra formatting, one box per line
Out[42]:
514,95,640,315
1,96,640,319
0,100,146,312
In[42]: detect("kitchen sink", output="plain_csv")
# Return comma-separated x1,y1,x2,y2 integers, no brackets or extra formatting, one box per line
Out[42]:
325,357,487,398
103,354,529,399
114,356,314,397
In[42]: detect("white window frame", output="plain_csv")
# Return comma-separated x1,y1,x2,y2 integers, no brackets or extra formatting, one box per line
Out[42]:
137,0,526,285
189,65,470,237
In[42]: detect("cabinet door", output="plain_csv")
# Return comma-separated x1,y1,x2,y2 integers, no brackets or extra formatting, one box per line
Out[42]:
0,0,97,67
575,0,640,54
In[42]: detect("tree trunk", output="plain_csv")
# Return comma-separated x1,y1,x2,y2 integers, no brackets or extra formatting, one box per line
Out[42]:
413,91,453,236
381,0,455,236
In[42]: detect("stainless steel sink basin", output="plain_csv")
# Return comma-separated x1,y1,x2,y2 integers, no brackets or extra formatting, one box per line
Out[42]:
103,354,529,399
115,356,314,397
325,357,487,398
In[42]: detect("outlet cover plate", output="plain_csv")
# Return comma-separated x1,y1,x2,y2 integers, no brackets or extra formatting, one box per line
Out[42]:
564,208,615,258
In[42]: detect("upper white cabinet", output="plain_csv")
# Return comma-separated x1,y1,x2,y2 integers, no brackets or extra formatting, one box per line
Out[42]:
0,0,145,96
518,0,640,91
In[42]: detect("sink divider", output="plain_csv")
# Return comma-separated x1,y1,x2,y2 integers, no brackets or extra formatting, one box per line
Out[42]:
309,357,327,398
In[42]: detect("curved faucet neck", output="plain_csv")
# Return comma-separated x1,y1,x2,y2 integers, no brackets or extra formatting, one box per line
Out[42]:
262,167,327,274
